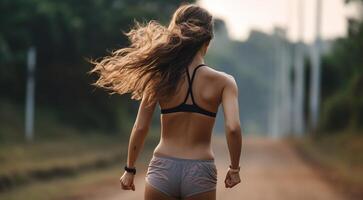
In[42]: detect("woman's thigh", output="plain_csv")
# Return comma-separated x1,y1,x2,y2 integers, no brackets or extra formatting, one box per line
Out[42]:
144,182,177,200
184,190,216,200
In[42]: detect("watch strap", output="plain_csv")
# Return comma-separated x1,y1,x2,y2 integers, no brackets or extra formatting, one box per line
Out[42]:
124,165,136,175
228,165,240,173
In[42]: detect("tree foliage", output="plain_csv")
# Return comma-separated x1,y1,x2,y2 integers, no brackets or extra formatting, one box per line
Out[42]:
319,0,363,132
0,0,193,132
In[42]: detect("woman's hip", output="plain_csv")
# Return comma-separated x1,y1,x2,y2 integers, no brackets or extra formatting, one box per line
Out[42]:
145,154,217,199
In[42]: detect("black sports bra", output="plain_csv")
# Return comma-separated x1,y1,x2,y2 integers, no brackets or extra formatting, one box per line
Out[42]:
160,64,217,118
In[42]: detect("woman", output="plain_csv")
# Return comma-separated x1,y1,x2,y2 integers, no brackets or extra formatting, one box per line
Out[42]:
91,3,242,200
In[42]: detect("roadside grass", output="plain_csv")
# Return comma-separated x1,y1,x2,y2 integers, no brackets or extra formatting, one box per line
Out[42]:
0,100,160,194
0,141,156,200
0,126,158,199
0,132,125,189
0,132,158,200
293,132,363,199
0,164,116,200
0,165,121,200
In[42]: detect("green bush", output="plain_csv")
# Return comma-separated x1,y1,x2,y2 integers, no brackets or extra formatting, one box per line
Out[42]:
320,74,363,132
320,92,352,131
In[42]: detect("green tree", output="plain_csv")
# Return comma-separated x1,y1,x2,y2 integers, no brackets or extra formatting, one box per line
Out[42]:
0,0,193,133
319,0,363,132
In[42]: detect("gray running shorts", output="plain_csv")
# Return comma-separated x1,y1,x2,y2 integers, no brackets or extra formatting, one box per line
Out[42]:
145,154,217,199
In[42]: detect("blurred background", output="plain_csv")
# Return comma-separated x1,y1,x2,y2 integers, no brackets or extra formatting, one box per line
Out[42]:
0,0,362,200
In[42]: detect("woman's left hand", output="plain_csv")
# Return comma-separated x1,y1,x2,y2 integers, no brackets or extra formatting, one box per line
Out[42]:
224,169,241,188
120,171,135,191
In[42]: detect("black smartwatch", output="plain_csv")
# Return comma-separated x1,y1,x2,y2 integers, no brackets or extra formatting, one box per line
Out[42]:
124,165,136,175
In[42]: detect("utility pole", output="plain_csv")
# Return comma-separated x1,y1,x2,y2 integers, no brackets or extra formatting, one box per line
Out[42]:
269,27,291,138
271,28,282,138
293,0,305,136
280,28,292,136
309,0,323,131
283,0,294,136
268,31,281,138
25,47,36,142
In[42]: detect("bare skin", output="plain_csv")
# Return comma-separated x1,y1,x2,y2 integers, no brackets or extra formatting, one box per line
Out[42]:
120,42,242,200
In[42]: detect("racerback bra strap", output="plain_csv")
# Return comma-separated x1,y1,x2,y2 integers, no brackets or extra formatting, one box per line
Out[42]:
160,63,217,118
182,64,206,104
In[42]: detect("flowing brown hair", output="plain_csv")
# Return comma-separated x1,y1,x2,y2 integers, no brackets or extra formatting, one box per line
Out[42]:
90,4,214,106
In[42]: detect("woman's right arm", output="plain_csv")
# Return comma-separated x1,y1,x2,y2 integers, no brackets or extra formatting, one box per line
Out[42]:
120,97,156,191
221,74,242,188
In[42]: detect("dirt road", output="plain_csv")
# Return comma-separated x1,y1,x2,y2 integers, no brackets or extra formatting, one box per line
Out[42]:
82,136,345,200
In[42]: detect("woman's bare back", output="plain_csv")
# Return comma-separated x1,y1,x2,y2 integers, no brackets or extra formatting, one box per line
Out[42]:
154,64,228,160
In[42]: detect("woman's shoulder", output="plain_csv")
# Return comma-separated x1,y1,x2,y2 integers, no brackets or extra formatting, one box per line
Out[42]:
204,65,236,84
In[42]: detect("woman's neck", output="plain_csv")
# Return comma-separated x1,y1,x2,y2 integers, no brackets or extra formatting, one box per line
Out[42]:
188,53,205,70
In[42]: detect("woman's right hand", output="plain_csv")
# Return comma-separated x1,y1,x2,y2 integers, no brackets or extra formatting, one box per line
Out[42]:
224,168,241,188
120,171,135,191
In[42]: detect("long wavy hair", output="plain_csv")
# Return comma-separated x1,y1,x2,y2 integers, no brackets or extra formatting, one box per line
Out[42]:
90,4,214,106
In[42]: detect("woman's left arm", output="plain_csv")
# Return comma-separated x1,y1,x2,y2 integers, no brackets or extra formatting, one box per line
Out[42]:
120,97,157,191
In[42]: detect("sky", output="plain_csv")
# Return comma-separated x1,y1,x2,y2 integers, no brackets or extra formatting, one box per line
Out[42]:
198,0,360,42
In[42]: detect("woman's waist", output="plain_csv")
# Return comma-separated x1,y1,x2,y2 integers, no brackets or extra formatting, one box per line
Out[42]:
153,140,214,160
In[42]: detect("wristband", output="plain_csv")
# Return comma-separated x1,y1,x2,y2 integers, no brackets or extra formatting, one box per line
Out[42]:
228,165,240,173
124,165,136,175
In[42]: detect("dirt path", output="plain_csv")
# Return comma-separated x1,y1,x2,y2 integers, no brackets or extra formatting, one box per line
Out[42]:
80,136,345,200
